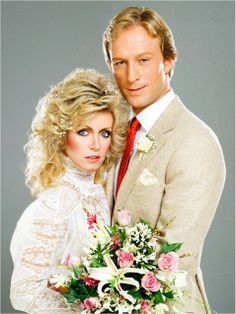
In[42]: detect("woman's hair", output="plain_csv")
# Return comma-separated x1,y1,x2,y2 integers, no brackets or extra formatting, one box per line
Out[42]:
25,68,128,196
103,6,177,78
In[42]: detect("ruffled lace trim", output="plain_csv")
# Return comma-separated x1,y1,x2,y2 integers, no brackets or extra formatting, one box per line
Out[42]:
63,156,95,182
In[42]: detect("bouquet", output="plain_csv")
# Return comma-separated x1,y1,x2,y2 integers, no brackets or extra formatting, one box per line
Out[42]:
50,210,187,314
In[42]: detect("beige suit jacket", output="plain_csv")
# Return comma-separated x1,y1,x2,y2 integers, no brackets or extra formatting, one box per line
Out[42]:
105,96,226,313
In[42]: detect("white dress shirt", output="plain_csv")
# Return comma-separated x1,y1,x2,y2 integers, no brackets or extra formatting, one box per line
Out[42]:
114,89,176,196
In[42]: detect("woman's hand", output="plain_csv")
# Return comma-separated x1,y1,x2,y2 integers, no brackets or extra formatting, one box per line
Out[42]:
47,281,69,294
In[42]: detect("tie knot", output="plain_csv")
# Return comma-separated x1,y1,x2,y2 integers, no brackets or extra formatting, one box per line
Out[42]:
130,117,141,132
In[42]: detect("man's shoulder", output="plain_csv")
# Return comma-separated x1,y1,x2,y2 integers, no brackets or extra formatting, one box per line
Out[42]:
172,96,220,144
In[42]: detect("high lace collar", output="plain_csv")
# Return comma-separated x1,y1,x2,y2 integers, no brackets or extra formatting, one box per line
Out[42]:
63,157,96,183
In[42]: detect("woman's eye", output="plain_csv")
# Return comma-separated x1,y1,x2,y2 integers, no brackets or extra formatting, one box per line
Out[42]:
101,130,111,138
77,129,89,136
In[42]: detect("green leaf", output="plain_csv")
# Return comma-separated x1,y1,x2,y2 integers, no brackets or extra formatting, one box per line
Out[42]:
163,290,174,299
152,290,165,304
128,288,142,300
64,280,98,303
73,266,82,279
63,288,79,303
90,259,106,267
161,242,182,253
89,242,110,267
74,282,90,301
88,285,99,297
106,225,117,236
118,228,126,246
71,277,80,287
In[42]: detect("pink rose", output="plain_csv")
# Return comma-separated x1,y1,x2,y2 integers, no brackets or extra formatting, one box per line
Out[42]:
141,271,161,292
81,297,100,310
116,250,134,268
140,300,151,314
117,209,132,226
158,252,179,272
63,254,80,267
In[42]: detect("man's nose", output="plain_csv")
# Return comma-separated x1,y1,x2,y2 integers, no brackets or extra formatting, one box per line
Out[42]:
89,135,100,151
127,63,140,83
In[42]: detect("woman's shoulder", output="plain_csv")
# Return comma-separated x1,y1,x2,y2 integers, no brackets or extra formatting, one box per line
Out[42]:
18,183,82,223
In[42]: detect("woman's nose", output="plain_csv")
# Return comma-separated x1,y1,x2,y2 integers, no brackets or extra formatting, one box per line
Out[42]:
89,135,100,151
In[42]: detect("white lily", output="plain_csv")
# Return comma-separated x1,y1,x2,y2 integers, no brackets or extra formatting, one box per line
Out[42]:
90,254,146,304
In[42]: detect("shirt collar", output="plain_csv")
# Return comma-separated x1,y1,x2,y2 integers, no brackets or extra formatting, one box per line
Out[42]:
130,89,175,133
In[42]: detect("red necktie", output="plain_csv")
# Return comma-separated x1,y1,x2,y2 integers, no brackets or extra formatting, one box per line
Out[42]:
116,117,141,196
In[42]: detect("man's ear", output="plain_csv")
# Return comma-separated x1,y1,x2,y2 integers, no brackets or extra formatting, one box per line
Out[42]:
164,58,175,75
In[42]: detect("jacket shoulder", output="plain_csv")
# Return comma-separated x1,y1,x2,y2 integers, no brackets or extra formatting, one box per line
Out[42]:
175,100,222,147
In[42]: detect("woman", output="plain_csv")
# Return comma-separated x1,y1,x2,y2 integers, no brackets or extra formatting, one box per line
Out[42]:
10,68,128,313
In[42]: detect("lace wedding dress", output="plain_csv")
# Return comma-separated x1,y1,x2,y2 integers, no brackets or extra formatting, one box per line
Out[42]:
10,158,110,313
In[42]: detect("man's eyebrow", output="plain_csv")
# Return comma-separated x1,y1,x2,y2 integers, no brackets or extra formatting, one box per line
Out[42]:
112,52,154,61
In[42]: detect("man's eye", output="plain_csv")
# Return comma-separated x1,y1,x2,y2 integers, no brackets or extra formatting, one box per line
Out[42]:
77,129,89,136
114,60,125,66
101,130,111,138
140,58,149,64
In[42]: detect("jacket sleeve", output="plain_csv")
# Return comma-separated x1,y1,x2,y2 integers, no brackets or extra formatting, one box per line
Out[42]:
156,130,226,271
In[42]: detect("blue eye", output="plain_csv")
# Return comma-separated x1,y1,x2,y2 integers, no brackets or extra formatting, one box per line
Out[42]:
77,129,89,136
101,130,111,138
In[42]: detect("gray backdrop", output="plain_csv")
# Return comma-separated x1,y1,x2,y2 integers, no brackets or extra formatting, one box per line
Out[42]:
1,1,235,313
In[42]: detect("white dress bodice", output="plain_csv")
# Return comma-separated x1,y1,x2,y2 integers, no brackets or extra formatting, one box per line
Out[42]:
10,159,110,313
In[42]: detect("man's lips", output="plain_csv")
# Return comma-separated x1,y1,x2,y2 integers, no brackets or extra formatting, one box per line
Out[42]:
126,85,146,94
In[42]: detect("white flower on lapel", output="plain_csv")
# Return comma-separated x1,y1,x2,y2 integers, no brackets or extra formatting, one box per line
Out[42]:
137,134,156,160
137,168,159,186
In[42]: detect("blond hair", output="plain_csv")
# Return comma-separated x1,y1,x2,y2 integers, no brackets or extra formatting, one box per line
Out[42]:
25,68,128,196
103,6,177,77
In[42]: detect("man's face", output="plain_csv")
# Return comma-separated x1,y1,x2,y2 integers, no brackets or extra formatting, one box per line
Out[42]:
110,25,174,114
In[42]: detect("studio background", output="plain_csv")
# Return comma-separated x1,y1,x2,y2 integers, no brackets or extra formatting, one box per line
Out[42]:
1,1,235,313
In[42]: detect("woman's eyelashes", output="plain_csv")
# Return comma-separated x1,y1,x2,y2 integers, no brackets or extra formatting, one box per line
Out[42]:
77,129,111,138
101,130,112,138
77,129,89,136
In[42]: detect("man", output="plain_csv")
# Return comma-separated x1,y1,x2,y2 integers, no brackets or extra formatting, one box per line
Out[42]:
103,6,225,313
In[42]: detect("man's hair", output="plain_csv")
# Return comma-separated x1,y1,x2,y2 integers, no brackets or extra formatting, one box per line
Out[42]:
103,6,178,78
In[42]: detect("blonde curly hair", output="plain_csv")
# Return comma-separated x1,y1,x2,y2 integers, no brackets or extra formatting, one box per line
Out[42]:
25,68,128,196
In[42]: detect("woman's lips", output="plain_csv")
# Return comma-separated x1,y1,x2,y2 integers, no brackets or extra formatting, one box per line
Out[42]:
85,156,101,163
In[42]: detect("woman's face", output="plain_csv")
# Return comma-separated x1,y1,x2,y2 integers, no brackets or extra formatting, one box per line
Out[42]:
64,111,113,172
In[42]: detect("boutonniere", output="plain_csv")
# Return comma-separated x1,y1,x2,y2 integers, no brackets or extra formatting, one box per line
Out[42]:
137,134,157,160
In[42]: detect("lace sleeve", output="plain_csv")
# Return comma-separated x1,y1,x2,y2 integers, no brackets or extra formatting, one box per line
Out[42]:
10,188,80,313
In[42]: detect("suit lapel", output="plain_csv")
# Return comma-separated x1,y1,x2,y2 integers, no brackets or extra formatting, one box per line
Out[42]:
105,165,115,211
115,96,185,210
